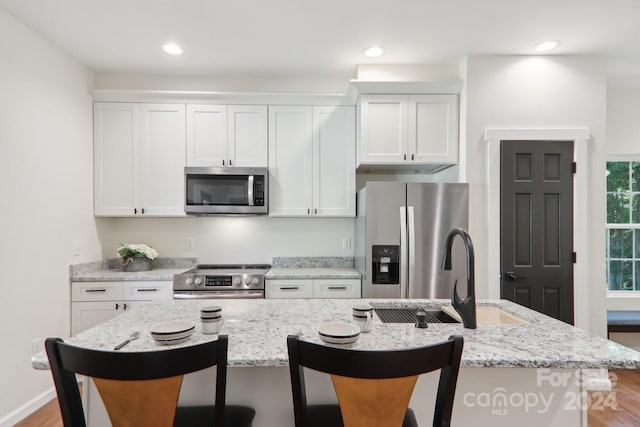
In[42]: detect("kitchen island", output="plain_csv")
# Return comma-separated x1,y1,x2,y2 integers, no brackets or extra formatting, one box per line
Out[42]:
33,299,640,426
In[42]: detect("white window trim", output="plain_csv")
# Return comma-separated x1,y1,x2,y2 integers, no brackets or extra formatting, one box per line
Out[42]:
485,128,589,329
605,157,640,298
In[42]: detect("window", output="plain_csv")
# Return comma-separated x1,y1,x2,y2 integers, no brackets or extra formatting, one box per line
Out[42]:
606,161,640,290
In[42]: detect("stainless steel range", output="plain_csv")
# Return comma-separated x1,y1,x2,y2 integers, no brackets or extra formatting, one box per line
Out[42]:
173,264,270,299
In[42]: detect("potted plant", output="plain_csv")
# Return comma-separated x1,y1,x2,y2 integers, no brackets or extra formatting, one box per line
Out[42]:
117,243,159,272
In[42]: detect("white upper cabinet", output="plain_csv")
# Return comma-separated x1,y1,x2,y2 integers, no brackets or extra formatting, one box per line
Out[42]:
313,106,356,216
187,104,267,167
94,102,186,217
268,106,314,216
359,95,408,163
358,94,458,166
269,105,355,217
139,104,186,216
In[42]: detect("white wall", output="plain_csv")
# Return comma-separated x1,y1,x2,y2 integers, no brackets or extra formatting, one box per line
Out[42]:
96,217,354,262
0,9,99,424
462,56,608,336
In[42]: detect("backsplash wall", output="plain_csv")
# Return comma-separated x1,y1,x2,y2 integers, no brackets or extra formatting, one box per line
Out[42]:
96,216,354,264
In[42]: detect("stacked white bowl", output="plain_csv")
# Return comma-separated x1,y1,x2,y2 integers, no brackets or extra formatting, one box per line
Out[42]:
201,305,223,334
149,320,195,345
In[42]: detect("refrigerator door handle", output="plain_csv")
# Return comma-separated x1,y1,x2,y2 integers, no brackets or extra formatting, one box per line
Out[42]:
400,206,408,299
407,206,415,299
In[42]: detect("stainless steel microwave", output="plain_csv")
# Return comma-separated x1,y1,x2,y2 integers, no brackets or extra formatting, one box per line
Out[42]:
184,167,268,215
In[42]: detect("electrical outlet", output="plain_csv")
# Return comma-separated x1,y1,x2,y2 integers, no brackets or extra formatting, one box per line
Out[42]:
32,338,42,357
72,240,80,257
185,238,195,251
342,237,351,250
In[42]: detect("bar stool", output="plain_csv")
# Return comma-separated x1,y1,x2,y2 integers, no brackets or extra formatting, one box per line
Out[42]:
287,334,464,427
45,335,255,427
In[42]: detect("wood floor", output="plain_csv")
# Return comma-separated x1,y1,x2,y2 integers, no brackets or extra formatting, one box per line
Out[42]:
13,369,640,426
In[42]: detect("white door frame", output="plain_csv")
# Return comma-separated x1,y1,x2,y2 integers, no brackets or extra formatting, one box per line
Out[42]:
485,128,590,329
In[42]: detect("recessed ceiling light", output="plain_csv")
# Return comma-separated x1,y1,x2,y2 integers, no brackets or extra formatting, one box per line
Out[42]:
364,46,384,58
533,40,561,52
163,43,183,55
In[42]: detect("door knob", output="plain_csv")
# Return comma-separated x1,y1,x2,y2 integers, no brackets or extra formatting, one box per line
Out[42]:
503,272,525,280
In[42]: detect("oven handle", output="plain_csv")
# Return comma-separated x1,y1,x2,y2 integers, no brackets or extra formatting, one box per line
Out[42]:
173,290,264,299
248,175,255,206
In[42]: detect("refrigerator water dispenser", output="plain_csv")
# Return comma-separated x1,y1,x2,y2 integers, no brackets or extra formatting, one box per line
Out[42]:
372,245,399,284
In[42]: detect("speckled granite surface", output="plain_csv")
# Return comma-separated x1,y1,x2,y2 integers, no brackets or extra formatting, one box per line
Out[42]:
272,257,354,268
70,258,197,282
32,299,640,370
267,257,360,279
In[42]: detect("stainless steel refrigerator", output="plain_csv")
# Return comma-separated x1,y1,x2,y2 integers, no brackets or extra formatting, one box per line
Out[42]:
355,182,469,299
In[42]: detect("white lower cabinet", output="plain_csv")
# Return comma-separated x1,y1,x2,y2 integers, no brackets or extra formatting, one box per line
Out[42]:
71,281,172,335
266,278,361,299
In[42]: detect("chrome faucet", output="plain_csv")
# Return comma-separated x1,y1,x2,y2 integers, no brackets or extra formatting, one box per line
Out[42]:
441,227,477,329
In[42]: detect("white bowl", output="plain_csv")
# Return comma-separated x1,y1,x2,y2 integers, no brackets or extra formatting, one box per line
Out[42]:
153,335,192,345
150,320,195,336
151,329,194,341
201,305,222,314
318,322,360,345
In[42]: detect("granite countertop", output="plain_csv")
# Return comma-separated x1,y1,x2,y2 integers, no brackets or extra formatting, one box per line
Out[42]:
32,299,640,370
266,256,361,279
265,267,361,279
70,258,197,282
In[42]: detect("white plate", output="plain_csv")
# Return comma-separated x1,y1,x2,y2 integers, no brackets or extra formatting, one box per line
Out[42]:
153,335,192,345
149,320,195,336
318,322,360,344
151,329,194,341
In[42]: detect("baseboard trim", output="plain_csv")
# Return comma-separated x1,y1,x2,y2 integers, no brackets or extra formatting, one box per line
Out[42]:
0,387,56,427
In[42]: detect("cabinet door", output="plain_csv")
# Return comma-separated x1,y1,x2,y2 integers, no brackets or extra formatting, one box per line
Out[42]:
71,301,122,335
268,106,313,216
313,279,361,298
265,279,314,298
408,95,459,163
94,103,139,216
139,104,186,216
313,106,355,217
358,95,408,164
123,281,173,301
186,104,228,167
228,105,268,167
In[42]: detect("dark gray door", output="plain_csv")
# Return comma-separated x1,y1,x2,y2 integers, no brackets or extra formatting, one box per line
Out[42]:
500,140,574,324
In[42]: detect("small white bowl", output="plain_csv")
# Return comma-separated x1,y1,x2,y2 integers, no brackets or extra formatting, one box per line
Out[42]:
150,320,195,335
318,322,360,344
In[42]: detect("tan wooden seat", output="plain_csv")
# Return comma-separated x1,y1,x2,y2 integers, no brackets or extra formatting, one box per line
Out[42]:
287,334,464,427
45,335,254,427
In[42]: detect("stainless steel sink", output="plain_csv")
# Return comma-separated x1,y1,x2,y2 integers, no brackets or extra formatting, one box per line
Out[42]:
373,307,459,324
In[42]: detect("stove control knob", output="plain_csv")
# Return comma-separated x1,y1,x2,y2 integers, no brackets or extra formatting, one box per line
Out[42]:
243,277,251,286
185,278,193,286
233,276,242,286
194,277,203,286
251,277,260,285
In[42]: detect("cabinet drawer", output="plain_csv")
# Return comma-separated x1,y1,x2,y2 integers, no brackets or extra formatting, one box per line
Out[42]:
72,282,123,302
123,281,172,301
266,279,313,298
313,279,361,298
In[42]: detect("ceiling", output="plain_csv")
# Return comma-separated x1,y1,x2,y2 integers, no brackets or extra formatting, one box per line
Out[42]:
2,0,640,83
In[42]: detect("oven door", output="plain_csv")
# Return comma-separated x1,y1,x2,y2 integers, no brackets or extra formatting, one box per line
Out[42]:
173,290,264,299
184,166,268,215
